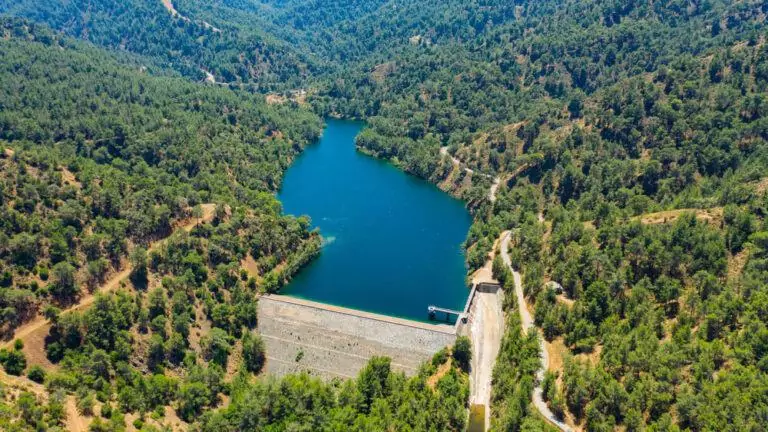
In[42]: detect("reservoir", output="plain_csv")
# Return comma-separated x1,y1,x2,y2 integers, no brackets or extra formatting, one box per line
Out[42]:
278,119,472,321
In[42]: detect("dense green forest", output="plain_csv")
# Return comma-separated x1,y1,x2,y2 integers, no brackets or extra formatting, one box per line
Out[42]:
0,0,315,89
1,0,768,431
0,16,471,432
0,17,321,334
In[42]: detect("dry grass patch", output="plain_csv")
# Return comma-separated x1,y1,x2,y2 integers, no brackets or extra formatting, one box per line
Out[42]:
728,248,750,283
265,94,288,105
241,254,260,277
633,207,723,226
547,337,567,375
61,167,81,188
426,357,452,390
371,62,396,83
574,344,602,367
225,339,243,380
753,177,768,195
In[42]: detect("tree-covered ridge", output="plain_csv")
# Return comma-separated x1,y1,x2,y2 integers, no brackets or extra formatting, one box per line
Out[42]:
347,1,767,265
530,209,768,431
468,25,768,432
0,19,473,432
177,0,519,64
322,1,766,187
0,0,313,89
0,18,322,337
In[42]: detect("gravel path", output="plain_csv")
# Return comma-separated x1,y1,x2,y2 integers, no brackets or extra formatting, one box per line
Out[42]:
500,232,572,431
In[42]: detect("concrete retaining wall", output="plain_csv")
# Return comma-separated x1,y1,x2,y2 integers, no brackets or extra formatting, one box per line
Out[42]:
258,295,457,380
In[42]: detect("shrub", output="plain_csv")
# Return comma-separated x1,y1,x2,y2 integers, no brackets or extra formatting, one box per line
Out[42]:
77,392,95,416
0,348,26,375
26,365,46,383
242,333,266,373
432,347,449,366
452,336,472,372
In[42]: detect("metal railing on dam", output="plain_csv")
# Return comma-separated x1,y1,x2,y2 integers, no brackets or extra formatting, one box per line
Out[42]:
257,294,458,380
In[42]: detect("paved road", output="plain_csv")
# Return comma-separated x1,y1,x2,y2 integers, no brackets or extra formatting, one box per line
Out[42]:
500,232,572,432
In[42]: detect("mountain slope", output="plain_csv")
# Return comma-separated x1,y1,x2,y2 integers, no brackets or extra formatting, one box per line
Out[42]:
0,0,314,88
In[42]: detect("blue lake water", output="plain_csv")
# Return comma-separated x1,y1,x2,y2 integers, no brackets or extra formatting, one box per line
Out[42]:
278,119,472,322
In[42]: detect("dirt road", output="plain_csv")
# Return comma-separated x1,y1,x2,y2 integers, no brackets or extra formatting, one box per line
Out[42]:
440,146,502,203
440,146,475,174
160,0,221,32
500,231,572,431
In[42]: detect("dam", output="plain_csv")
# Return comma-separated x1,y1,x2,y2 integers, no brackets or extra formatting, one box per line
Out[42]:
258,295,458,378
264,119,476,379
257,282,500,379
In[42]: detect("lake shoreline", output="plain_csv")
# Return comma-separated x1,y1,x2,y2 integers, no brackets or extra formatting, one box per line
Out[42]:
277,119,472,322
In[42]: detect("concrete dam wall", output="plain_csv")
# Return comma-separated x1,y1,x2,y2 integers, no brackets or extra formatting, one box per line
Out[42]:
257,295,457,380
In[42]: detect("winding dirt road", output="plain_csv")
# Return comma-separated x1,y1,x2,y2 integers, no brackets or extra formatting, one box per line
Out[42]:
440,146,474,174
161,0,221,32
500,232,572,431
439,146,501,202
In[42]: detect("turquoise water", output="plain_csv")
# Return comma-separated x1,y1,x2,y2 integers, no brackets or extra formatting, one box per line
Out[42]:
278,119,472,322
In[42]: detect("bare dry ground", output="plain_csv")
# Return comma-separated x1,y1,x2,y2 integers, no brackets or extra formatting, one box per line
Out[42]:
426,357,453,390
632,207,724,226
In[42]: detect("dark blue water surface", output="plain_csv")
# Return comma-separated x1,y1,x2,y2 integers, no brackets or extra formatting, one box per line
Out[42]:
278,119,472,321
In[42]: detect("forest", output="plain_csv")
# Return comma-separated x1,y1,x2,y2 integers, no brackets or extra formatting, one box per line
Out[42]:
0,0,767,431
0,0,315,89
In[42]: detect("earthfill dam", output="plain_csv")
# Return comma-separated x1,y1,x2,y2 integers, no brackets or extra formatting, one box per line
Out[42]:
258,294,457,379
257,282,499,379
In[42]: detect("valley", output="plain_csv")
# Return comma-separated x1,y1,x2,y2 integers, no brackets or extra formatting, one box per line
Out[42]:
0,1,766,431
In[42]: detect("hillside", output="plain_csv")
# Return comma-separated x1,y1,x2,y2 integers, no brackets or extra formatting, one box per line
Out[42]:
0,1,767,431
0,0,315,89
0,17,471,432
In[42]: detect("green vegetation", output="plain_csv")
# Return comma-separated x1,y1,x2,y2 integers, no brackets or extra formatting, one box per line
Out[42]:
0,0,767,430
0,388,68,431
0,17,321,337
0,0,314,89
452,335,472,373
0,346,26,376
200,356,468,431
